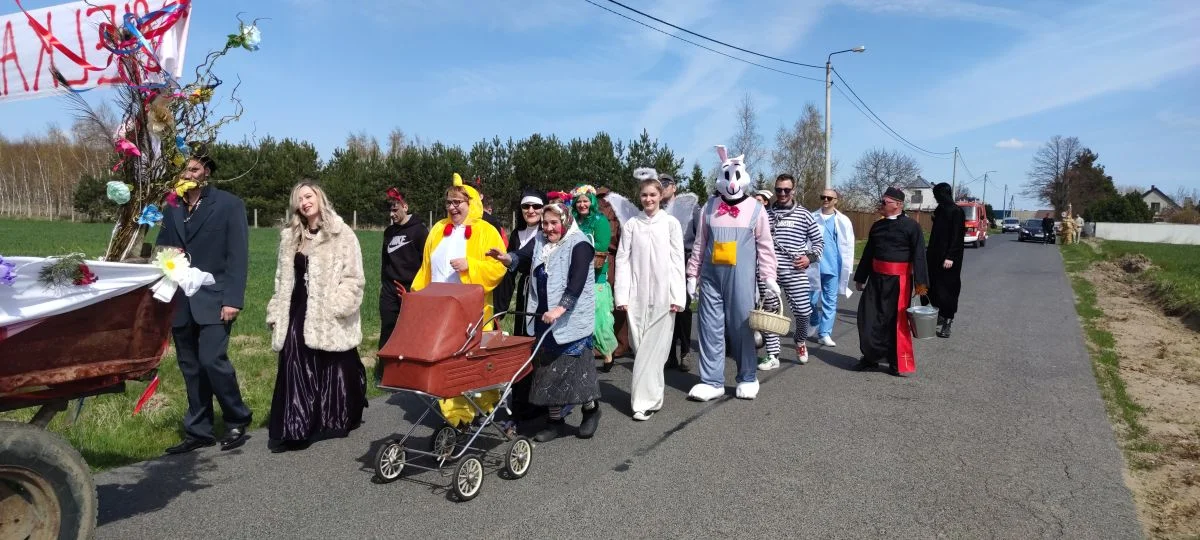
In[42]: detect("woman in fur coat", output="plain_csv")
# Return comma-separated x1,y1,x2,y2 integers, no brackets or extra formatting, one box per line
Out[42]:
265,181,367,452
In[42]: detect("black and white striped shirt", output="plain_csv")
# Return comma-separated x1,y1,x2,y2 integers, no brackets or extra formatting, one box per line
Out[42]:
768,203,824,272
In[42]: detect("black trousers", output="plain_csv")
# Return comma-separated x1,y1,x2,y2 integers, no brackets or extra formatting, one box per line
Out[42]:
172,320,252,441
668,303,693,362
925,259,962,320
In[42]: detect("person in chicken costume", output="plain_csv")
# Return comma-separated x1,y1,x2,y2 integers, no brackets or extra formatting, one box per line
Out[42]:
686,146,779,401
411,173,508,427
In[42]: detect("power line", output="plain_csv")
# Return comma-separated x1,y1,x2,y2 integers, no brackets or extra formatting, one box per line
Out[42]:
601,0,825,70
956,152,978,182
831,67,955,158
583,0,824,82
831,83,951,160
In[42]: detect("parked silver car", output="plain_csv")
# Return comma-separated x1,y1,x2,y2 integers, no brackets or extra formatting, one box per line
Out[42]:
1001,217,1020,233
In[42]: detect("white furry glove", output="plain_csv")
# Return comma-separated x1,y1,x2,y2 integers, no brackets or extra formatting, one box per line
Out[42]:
687,277,698,300
764,279,781,298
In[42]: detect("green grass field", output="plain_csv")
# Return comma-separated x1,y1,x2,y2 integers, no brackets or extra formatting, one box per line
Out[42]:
0,218,385,470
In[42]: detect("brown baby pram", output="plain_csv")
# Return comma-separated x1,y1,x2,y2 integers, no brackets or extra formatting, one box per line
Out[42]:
373,282,552,501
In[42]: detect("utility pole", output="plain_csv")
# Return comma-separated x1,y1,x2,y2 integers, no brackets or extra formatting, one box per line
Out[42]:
1002,184,1008,217
951,146,958,199
824,46,866,190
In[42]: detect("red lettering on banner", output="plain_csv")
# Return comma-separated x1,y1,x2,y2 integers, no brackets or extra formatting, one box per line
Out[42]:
66,10,89,86
32,12,55,91
88,4,121,85
1,21,31,96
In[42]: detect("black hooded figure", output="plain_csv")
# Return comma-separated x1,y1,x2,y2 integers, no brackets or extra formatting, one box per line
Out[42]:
925,182,965,337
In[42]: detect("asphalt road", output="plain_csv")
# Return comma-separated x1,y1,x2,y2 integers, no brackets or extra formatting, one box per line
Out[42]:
96,234,1142,539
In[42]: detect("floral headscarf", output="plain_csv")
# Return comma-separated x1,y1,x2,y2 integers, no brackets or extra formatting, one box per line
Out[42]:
570,184,605,242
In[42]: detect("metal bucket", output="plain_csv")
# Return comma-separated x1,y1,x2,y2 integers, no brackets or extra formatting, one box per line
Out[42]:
907,304,939,340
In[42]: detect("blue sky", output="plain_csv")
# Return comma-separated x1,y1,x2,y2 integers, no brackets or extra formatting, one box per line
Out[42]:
3,0,1199,211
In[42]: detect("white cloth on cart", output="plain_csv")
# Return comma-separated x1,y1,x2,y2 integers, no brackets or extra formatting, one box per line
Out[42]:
0,257,210,328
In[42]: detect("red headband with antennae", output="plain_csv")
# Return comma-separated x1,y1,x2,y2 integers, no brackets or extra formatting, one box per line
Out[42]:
386,187,405,205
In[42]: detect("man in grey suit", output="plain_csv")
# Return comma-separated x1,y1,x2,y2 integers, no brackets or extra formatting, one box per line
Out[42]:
156,153,253,454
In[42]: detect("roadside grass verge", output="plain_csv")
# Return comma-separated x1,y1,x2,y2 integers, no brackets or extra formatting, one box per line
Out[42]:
1061,242,1160,467
1094,240,1200,325
0,219,386,470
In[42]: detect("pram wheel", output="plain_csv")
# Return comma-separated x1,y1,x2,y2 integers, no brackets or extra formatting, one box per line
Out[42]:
374,441,406,483
430,425,458,460
452,455,484,501
502,437,533,480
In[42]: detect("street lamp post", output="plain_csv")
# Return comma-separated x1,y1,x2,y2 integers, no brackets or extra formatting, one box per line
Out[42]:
825,45,866,190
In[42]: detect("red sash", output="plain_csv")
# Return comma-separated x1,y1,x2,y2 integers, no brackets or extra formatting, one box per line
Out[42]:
872,260,915,374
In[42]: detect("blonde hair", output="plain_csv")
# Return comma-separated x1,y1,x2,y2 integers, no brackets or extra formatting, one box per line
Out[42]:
286,181,340,236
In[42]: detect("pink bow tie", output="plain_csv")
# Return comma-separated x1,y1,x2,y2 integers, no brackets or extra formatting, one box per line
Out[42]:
716,201,740,218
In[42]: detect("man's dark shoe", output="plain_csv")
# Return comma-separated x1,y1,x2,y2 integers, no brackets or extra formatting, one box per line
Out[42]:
853,357,876,371
886,366,905,377
166,438,215,455
937,319,952,338
577,405,601,439
220,427,249,451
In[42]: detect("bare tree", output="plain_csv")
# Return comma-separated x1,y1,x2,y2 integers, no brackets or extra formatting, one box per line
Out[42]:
840,148,920,211
1023,135,1082,213
772,102,832,208
386,128,407,158
729,93,766,187
345,131,382,161
954,183,971,200
1173,186,1198,208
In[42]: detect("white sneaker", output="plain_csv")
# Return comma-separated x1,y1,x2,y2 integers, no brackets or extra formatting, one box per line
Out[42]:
819,335,836,347
688,383,724,402
632,410,655,421
758,355,780,371
735,380,760,399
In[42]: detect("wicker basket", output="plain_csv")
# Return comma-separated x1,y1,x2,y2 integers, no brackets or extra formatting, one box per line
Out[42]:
749,303,791,335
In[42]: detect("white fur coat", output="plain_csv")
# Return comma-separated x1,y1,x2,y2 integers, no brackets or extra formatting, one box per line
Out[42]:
266,215,364,352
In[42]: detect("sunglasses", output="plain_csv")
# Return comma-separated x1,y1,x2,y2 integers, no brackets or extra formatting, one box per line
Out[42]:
821,196,837,201
521,203,544,210
775,187,793,194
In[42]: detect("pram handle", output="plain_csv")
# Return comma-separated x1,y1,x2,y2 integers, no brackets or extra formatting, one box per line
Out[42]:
454,310,550,358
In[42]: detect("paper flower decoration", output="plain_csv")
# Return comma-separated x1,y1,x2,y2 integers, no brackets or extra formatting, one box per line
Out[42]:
106,181,132,204
188,87,214,105
0,255,16,287
174,179,199,197
227,23,262,51
138,204,164,226
165,192,180,207
153,248,188,280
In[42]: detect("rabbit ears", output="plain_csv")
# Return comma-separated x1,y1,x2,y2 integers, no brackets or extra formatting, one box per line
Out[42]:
714,145,744,167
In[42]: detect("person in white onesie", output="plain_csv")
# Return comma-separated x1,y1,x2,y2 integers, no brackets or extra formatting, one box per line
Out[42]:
615,175,686,421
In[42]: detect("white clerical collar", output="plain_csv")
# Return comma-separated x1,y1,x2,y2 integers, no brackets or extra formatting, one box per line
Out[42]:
885,214,899,220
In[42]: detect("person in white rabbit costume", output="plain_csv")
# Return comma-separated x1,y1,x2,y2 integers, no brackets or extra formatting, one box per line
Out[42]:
685,146,779,401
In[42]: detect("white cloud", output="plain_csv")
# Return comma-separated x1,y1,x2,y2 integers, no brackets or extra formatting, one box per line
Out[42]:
894,1,1200,140
1156,109,1200,130
994,138,1035,149
839,0,1044,29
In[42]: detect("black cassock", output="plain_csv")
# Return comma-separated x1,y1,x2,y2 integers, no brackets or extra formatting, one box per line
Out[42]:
925,202,965,320
854,215,929,373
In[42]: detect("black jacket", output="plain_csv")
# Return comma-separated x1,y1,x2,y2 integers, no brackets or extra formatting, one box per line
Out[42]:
380,216,429,309
1041,216,1055,233
155,185,249,326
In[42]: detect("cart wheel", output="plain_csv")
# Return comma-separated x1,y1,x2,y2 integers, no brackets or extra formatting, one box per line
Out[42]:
430,426,457,459
373,441,406,483
452,455,484,501
502,437,533,480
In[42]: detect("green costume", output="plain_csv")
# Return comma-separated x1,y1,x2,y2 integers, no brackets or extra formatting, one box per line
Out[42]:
572,185,617,356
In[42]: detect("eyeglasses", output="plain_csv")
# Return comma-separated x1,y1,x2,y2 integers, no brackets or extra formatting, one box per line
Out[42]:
821,196,837,202
521,203,544,210
445,199,466,207
775,187,793,194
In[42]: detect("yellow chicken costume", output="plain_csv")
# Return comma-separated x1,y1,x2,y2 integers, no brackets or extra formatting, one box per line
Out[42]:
412,173,508,427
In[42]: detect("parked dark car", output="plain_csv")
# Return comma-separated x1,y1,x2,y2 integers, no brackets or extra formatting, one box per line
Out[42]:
1018,219,1055,243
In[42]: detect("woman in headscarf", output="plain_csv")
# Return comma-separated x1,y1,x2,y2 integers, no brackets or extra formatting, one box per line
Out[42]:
571,184,617,372
924,182,965,338
487,203,602,442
